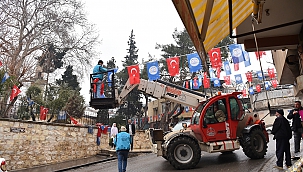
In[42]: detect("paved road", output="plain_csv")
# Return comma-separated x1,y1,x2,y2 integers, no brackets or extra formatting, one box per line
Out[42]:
66,135,289,172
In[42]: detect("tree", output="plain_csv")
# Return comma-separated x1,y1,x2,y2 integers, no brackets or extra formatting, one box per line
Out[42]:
63,92,85,119
155,28,196,83
56,65,80,91
116,30,142,121
0,0,99,116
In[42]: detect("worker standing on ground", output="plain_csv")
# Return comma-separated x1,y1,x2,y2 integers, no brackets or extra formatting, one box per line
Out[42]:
287,101,303,158
272,109,292,170
126,119,136,150
114,126,131,172
92,60,107,98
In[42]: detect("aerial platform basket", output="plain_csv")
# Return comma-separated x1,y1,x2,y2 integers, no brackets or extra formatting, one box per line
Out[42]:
89,69,118,109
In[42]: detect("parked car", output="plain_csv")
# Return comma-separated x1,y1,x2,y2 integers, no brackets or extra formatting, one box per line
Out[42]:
172,119,191,132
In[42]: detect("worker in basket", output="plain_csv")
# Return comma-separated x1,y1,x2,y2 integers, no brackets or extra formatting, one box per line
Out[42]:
92,60,107,98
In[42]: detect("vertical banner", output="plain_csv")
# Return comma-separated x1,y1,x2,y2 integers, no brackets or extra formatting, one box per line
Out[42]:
166,56,180,76
245,72,253,82
234,74,243,84
208,48,222,69
187,53,202,73
224,76,231,85
223,61,232,75
147,61,160,80
229,44,244,64
243,51,251,67
127,65,140,84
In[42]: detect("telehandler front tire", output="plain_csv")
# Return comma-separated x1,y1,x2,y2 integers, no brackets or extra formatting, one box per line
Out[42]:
167,137,201,170
241,128,267,159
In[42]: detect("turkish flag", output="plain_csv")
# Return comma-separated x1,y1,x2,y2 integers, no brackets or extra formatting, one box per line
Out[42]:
193,77,199,89
166,57,180,76
208,48,222,68
271,79,278,88
256,85,261,92
40,106,48,120
268,68,275,79
234,63,239,71
216,67,221,78
185,80,189,88
224,76,231,85
242,89,247,97
255,51,266,60
10,85,21,101
127,64,140,84
203,75,210,88
102,126,108,134
245,72,253,82
70,116,78,125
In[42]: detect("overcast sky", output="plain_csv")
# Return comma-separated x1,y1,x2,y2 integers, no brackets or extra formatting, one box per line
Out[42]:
79,0,275,104
83,0,185,67
80,0,185,103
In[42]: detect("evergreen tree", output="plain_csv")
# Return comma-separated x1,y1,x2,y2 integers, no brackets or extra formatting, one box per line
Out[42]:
63,92,85,119
116,30,142,121
56,65,80,90
155,28,195,84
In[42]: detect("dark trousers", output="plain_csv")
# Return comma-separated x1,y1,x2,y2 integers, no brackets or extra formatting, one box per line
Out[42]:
294,128,302,153
276,139,291,167
130,135,134,150
117,150,129,172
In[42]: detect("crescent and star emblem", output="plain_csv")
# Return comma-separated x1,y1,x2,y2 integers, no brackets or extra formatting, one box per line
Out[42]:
212,51,218,61
131,68,137,77
170,60,177,68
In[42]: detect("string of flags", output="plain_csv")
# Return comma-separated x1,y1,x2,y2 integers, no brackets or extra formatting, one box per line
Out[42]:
122,44,277,96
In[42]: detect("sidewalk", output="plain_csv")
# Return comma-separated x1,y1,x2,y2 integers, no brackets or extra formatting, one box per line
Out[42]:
10,149,153,172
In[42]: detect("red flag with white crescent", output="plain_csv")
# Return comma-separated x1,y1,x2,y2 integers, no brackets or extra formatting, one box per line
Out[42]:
234,63,239,71
70,116,78,125
166,56,180,76
271,79,278,88
245,72,253,82
256,85,261,92
255,51,266,60
10,85,21,101
40,106,48,120
242,89,247,97
268,68,275,79
224,76,230,85
127,64,140,84
203,73,210,88
208,48,222,68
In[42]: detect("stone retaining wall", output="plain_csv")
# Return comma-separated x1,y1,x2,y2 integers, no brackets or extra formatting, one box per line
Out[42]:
0,119,153,171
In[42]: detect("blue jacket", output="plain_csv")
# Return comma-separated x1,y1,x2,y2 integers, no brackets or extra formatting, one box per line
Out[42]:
114,132,131,151
92,65,107,79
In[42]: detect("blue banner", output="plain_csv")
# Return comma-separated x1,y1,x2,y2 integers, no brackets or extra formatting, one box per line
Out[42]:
147,61,160,81
243,51,251,67
234,74,243,84
249,87,254,95
257,71,264,80
187,53,202,73
213,78,221,87
223,61,232,75
229,44,244,64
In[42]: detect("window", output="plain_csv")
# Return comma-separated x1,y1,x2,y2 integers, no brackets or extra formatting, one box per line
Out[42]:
191,103,204,125
204,99,227,124
229,98,241,120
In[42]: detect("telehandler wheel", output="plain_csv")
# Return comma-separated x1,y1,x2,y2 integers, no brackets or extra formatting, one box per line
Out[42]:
167,137,201,170
241,128,267,159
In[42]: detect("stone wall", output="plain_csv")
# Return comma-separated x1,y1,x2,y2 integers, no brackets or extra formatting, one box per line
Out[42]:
0,119,110,171
0,119,153,171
